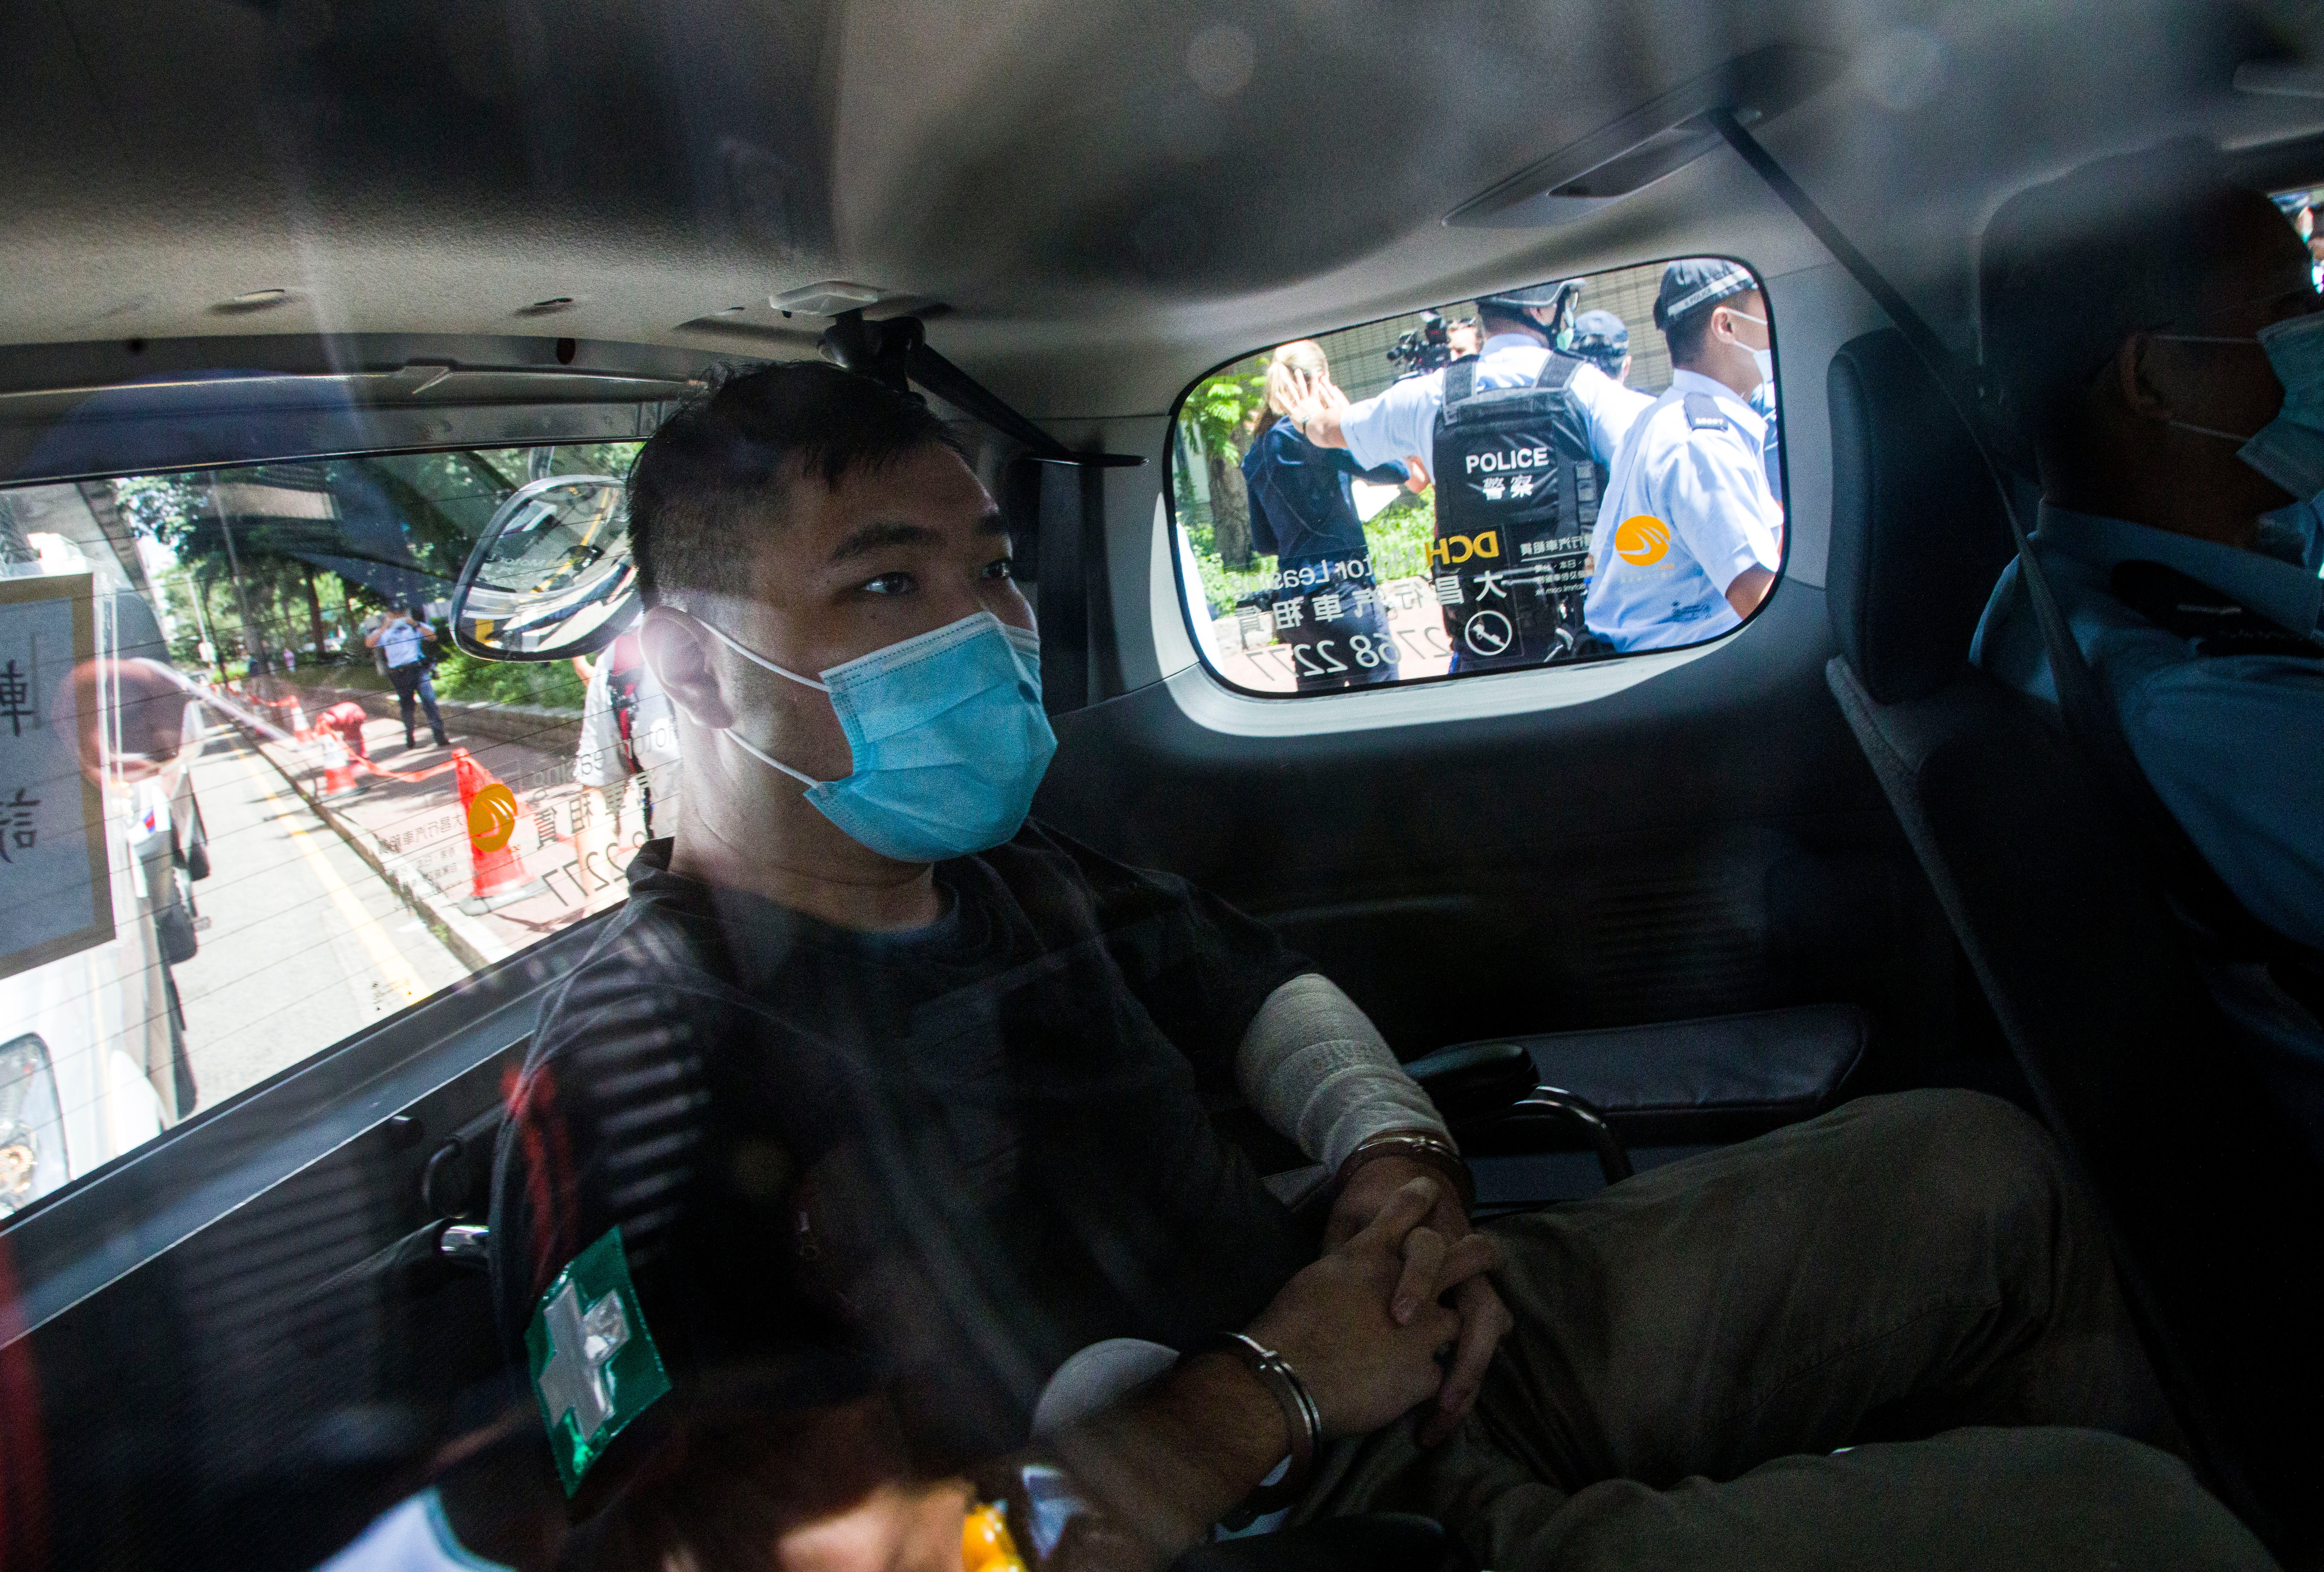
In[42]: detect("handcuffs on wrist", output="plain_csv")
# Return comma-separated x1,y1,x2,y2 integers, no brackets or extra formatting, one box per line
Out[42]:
970,1329,1325,1562
1334,1129,1475,1215
1191,1330,1324,1527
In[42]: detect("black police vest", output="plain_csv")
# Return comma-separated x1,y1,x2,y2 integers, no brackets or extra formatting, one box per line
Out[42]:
1428,352,1601,669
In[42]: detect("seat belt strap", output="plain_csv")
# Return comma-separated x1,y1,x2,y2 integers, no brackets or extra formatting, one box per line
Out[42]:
1706,108,2301,959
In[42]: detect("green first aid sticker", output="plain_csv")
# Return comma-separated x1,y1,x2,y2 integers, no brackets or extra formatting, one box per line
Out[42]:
526,1226,672,1496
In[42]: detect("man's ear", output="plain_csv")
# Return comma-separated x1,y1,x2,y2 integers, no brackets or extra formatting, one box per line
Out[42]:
2114,331,2174,420
638,605,736,732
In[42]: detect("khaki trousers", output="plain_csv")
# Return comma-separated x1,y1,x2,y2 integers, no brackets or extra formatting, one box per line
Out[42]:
1303,1090,2274,1571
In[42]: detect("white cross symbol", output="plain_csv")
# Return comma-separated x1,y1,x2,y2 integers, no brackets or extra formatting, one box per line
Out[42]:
536,1281,631,1443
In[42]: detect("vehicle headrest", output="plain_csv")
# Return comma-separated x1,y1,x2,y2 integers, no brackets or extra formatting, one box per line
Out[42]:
1825,328,2016,704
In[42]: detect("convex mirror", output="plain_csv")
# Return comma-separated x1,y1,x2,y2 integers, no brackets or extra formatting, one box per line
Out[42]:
450,475,638,661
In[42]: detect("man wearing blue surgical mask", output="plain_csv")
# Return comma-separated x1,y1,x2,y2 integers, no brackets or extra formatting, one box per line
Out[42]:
1976,140,2324,1147
486,362,2258,1572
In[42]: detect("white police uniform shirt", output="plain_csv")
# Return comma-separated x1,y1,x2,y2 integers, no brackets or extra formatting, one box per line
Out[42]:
375,618,427,669
1585,369,1783,652
1338,332,1653,477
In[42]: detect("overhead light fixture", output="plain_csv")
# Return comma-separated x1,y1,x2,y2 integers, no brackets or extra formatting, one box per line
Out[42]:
212,287,296,314
770,281,885,317
1444,45,1843,229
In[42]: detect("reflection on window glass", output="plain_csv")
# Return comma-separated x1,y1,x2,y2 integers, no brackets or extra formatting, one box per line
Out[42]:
0,442,664,1221
1172,257,1786,694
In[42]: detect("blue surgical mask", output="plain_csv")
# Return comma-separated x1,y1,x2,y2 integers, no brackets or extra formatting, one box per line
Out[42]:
695,611,1057,862
2254,493,2324,573
2155,312,2324,497
2240,312,2324,498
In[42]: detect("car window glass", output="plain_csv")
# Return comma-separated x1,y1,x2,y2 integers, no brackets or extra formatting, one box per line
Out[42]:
1170,257,1785,694
0,443,655,1223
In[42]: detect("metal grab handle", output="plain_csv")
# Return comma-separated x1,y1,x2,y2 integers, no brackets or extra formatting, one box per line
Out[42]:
1509,1085,1633,1186
438,1222,490,1265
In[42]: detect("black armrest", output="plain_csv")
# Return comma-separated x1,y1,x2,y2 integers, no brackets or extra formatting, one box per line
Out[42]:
1406,1042,1633,1187
1430,1004,1869,1147
1405,1041,1536,1124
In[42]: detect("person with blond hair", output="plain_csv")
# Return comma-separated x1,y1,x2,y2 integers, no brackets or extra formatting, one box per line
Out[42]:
1241,341,1409,689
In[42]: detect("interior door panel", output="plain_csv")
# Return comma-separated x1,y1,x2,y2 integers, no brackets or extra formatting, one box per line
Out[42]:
11,934,586,1572
1034,583,1959,1077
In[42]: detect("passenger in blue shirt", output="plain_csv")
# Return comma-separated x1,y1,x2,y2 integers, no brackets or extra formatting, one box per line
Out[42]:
1974,140,2324,1143
1241,341,1410,690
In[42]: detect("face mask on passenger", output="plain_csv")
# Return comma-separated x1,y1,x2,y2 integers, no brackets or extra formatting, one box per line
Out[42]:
2151,310,2324,499
2254,493,2324,571
684,610,1057,863
1721,307,1776,392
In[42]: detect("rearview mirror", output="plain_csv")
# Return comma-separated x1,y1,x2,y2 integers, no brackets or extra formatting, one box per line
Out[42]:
449,475,639,661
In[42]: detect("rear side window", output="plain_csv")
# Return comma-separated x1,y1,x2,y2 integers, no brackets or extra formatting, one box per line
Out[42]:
0,444,657,1220
1170,257,1786,694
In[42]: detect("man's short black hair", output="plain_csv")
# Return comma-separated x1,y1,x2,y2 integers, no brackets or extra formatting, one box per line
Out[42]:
1662,303,1717,365
1981,138,2287,449
627,361,968,606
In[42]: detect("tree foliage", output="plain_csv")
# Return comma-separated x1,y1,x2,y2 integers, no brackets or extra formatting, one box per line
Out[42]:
1182,370,1267,461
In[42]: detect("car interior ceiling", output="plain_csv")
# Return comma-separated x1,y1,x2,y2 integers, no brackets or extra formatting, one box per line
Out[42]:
4,1,2324,1568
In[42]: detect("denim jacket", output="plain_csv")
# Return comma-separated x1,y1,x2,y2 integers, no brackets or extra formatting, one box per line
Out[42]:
1240,418,1406,564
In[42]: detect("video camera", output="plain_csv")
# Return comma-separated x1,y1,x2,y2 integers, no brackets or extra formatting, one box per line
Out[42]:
1385,312,1455,379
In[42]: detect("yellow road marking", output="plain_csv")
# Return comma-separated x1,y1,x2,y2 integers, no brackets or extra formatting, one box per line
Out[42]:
231,742,428,1006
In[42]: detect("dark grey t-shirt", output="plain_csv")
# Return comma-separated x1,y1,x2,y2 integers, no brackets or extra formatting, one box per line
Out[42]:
489,822,1316,1471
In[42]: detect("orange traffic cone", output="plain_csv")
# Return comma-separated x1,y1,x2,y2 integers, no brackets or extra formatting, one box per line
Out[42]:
288,696,314,743
315,732,366,798
452,748,547,914
316,701,372,763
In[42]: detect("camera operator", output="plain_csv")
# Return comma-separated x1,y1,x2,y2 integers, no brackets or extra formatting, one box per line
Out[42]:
1285,285,1654,670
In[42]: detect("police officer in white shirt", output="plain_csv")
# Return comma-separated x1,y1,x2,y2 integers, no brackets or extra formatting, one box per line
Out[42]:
1288,284,1655,668
1585,260,1785,653
1293,283,1652,486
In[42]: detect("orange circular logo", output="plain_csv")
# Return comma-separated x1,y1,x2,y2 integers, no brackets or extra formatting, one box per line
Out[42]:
468,783,519,853
1613,514,1670,566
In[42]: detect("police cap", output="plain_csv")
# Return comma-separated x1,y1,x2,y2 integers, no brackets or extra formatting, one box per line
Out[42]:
1653,260,1756,330
1569,308,1630,365
1474,281,1574,320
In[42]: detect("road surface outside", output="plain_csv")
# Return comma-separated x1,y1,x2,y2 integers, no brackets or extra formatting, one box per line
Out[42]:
169,688,654,1115
164,727,473,1109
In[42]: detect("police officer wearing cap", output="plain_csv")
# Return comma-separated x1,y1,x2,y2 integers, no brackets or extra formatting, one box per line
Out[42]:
1585,260,1784,653
1568,308,1635,383
1286,284,1654,670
